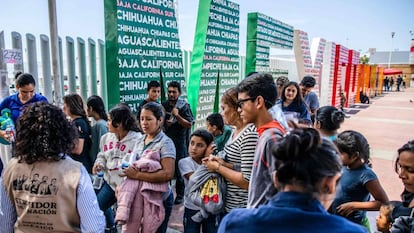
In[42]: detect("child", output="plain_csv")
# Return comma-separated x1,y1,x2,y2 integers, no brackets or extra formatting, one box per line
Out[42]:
332,130,389,231
178,129,219,233
206,113,232,154
376,201,401,233
116,149,168,233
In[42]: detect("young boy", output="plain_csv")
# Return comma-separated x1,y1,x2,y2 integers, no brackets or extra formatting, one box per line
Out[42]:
178,129,218,233
136,80,161,124
235,72,286,208
206,113,232,154
376,201,401,233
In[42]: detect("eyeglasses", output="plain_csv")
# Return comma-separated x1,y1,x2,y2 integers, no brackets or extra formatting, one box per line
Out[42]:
237,96,257,108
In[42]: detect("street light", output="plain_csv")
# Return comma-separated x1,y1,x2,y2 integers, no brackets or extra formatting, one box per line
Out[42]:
388,32,395,68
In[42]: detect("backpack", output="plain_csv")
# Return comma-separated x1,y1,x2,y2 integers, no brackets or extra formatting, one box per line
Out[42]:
186,166,225,222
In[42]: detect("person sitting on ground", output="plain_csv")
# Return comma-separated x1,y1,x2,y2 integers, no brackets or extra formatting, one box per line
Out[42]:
206,113,232,154
218,128,367,233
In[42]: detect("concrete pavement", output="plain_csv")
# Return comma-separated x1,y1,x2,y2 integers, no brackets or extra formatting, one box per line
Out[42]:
167,87,414,232
340,87,414,232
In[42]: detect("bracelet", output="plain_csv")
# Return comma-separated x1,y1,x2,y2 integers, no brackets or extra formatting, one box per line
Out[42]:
215,162,222,172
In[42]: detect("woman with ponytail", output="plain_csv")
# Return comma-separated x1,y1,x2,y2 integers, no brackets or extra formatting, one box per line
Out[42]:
63,93,92,174
87,95,108,164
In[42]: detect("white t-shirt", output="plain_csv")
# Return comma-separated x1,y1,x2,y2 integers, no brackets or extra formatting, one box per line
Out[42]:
178,156,201,210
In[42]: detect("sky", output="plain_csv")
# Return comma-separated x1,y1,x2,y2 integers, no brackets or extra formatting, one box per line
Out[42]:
0,0,413,55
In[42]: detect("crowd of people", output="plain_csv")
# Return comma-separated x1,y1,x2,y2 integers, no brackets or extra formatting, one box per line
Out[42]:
383,75,405,92
0,72,413,233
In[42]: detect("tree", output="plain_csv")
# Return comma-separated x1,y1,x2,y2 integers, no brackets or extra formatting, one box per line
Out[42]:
359,55,369,64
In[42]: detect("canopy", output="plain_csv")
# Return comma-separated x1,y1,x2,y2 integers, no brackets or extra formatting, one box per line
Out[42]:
383,68,403,75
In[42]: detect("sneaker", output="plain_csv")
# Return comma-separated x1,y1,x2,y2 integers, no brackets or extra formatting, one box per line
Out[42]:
174,195,184,205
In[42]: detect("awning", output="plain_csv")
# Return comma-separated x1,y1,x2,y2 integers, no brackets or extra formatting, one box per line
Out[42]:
383,68,403,75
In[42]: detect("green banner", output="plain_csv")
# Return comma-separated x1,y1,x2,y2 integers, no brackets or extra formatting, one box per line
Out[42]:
245,13,294,75
188,0,240,129
104,0,185,112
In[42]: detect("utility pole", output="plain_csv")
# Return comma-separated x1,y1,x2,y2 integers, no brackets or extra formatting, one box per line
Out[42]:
48,0,62,106
387,32,395,69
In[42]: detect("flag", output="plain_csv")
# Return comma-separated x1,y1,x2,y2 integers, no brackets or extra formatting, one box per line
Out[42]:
213,70,220,113
160,65,166,103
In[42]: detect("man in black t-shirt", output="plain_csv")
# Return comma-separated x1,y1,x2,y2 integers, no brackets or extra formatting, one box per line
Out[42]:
162,81,194,205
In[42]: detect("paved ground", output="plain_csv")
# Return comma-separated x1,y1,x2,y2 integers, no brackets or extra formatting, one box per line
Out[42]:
341,87,414,231
167,87,414,233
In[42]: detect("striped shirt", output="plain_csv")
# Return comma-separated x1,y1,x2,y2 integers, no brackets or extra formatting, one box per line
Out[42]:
223,123,258,212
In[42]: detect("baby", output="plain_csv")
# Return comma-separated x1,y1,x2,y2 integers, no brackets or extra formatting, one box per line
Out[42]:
376,201,401,233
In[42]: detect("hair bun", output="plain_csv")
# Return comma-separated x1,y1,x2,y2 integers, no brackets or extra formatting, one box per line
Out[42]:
273,128,321,162
331,109,345,125
14,71,23,80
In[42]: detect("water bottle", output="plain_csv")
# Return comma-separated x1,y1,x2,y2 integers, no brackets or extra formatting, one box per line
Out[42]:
121,161,129,170
5,124,15,143
92,171,104,190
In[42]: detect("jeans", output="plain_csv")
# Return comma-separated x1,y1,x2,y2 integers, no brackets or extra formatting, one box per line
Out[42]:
97,181,116,228
156,190,174,233
183,208,218,233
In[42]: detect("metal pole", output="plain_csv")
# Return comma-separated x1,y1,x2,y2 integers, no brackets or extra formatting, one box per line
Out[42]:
0,31,9,99
58,37,65,96
387,32,395,69
26,33,39,93
11,32,23,75
77,37,88,101
48,0,62,106
98,39,108,110
88,38,97,96
40,35,53,101
66,36,77,93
